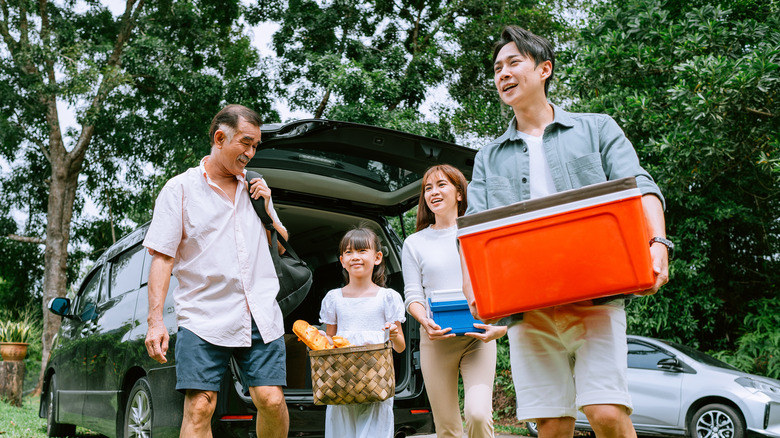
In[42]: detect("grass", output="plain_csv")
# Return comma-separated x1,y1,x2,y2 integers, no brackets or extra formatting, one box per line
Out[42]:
496,422,532,436
1,387,529,438
0,395,101,438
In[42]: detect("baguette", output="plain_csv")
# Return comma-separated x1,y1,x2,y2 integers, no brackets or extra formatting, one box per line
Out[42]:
293,320,332,350
331,336,353,348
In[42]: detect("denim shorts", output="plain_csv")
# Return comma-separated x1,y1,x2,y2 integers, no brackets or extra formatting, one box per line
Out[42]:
175,320,287,393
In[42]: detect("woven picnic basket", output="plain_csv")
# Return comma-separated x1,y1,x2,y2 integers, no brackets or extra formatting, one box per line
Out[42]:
308,342,395,405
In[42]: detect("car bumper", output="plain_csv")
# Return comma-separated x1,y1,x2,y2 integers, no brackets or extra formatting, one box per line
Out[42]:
747,398,780,438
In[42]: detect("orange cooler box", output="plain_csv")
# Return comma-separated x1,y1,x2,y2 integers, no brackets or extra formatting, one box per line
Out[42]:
456,177,654,320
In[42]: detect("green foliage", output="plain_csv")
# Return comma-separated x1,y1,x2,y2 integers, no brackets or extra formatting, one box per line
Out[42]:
252,0,576,141
0,0,280,244
250,0,455,139
567,0,780,352
388,209,417,240
84,1,280,227
711,297,780,378
496,336,515,396
0,319,33,344
0,3,282,348
0,306,43,391
0,239,44,319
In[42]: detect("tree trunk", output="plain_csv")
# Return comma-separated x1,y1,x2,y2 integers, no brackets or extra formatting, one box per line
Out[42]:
0,361,26,407
29,0,143,395
315,88,331,119
35,147,82,395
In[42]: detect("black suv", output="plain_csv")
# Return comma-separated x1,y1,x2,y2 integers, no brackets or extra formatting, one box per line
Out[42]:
42,120,476,438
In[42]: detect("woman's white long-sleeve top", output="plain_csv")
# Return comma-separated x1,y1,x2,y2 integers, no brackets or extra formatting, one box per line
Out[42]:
401,225,464,313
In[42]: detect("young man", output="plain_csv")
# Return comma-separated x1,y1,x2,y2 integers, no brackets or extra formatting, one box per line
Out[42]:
461,26,671,438
143,104,289,438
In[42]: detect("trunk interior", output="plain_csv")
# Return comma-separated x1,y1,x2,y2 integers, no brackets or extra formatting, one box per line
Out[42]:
274,203,410,394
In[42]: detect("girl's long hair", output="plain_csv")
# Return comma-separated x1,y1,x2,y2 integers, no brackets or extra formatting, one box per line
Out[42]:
415,164,469,232
339,227,387,287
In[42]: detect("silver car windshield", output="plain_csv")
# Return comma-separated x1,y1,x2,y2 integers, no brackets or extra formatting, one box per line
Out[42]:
662,340,740,371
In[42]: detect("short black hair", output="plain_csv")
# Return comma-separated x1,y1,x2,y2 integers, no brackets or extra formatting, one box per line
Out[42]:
493,26,556,96
209,104,263,146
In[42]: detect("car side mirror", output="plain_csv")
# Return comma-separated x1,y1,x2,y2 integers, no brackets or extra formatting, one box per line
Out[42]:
657,357,683,372
48,297,73,318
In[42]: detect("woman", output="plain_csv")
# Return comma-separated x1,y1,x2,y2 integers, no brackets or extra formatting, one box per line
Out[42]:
401,164,507,438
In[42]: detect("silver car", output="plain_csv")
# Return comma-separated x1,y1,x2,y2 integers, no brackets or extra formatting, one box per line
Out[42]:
526,335,780,438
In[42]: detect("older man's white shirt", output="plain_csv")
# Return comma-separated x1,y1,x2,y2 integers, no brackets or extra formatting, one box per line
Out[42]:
143,157,285,346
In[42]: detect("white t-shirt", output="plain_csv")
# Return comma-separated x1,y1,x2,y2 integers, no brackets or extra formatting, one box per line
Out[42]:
516,131,556,199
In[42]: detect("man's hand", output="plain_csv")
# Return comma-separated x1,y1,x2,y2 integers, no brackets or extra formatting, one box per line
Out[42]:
638,194,670,296
145,319,169,363
248,177,273,215
467,297,500,325
636,243,669,296
146,251,174,363
465,323,507,343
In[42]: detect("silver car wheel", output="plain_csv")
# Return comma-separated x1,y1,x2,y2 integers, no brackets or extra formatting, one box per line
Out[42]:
696,410,734,438
526,421,539,437
124,378,153,438
691,404,744,438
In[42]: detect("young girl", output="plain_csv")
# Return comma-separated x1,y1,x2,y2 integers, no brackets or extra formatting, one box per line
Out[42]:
319,227,406,438
402,164,506,438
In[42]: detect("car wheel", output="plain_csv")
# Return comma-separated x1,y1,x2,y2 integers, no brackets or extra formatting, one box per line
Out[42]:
526,421,539,437
124,377,154,438
690,403,745,438
46,375,76,437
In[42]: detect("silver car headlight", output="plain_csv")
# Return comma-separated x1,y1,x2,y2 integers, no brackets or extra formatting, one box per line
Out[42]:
736,376,780,395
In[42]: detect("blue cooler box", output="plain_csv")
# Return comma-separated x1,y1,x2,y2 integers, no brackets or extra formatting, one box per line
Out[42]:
428,289,485,336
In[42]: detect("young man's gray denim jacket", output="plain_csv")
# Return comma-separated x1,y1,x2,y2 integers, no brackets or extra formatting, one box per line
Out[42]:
465,103,665,324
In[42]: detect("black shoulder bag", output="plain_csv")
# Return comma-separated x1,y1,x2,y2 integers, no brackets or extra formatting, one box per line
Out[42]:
246,171,313,317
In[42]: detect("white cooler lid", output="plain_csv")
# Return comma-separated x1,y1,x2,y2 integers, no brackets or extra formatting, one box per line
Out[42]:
429,289,467,303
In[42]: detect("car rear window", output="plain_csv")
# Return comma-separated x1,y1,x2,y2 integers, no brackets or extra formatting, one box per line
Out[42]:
109,244,146,298
254,148,421,193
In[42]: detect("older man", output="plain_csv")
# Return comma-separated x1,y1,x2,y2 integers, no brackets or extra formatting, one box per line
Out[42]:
143,104,289,437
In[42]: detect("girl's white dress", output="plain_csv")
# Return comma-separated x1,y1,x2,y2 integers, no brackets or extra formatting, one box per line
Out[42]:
319,287,407,438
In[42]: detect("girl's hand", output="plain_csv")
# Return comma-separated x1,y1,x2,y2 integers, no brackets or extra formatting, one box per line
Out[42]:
464,323,507,343
319,329,334,346
420,317,455,341
384,321,406,353
384,322,399,341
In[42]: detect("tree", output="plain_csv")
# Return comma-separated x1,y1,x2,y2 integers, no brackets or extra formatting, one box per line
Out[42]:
0,0,278,391
250,0,456,139
565,0,780,351
251,0,581,142
0,217,44,320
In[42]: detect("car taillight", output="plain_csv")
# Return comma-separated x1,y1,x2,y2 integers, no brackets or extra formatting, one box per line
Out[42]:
220,415,254,421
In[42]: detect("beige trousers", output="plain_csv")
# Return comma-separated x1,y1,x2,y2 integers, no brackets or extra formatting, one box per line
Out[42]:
420,335,497,438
